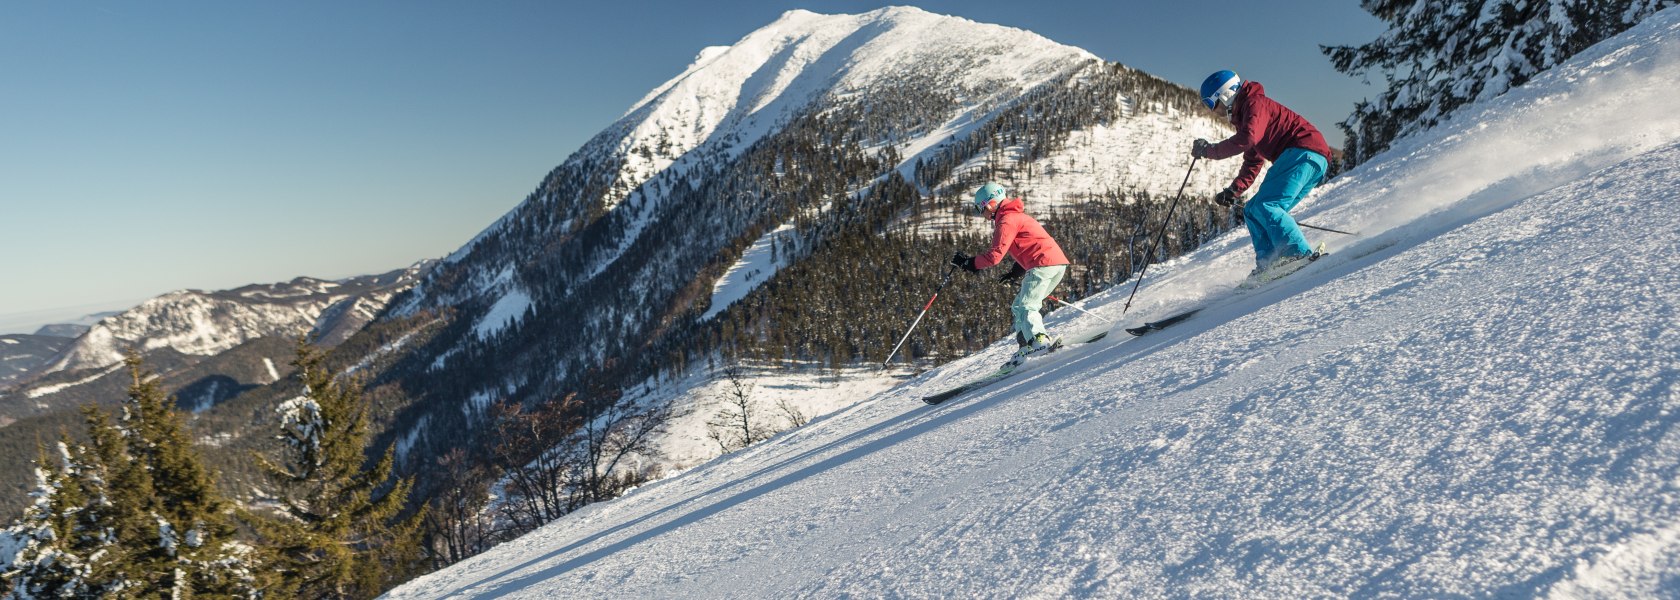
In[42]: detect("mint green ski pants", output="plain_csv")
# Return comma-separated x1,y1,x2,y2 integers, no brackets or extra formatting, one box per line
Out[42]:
1012,265,1066,342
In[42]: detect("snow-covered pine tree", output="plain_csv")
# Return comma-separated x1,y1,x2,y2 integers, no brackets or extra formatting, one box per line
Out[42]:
1324,0,1678,165
2,355,268,598
252,340,424,600
0,440,122,598
109,353,267,598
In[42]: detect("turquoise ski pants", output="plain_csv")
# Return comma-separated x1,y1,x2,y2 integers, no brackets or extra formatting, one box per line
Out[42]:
1244,147,1327,266
1013,265,1066,342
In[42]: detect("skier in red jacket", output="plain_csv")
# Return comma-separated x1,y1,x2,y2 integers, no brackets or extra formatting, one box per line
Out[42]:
1192,70,1331,280
951,182,1071,364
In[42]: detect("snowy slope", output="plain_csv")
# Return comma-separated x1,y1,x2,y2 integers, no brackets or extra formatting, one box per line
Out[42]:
386,10,1680,600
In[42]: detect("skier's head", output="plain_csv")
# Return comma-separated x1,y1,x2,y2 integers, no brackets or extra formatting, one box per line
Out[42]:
1200,70,1241,117
973,182,1006,216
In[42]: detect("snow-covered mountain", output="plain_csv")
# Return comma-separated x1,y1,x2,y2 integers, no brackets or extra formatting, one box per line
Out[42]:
384,7,1680,598
0,314,118,387
0,264,429,423
369,6,1231,476
43,264,429,376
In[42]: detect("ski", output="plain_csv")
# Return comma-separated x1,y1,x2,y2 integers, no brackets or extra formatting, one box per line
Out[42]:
920,368,1015,405
921,329,1109,405
1127,245,1332,336
1125,309,1201,336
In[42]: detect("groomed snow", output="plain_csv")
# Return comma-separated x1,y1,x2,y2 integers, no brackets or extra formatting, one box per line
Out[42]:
384,8,1680,600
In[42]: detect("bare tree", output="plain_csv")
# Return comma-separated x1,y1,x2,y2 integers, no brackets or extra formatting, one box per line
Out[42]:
776,397,809,429
707,364,774,453
576,390,672,505
488,398,583,536
424,448,495,569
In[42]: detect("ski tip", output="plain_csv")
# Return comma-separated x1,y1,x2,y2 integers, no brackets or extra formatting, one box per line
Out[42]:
922,390,961,405
1125,308,1202,337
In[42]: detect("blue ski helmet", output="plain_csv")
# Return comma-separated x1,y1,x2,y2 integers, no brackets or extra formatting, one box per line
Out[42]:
973,182,1006,213
1200,70,1241,110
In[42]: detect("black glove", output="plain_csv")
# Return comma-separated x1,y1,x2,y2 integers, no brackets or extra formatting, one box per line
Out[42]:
999,262,1027,284
1214,188,1238,208
950,252,980,273
1192,139,1212,159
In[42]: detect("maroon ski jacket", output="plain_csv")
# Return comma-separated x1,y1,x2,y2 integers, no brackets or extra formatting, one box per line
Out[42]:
1205,81,1332,195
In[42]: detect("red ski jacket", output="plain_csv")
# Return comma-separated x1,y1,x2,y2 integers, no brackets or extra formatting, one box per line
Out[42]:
975,198,1069,271
1205,81,1332,195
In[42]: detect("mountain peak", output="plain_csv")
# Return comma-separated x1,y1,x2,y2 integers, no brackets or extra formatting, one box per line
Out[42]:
600,7,1093,212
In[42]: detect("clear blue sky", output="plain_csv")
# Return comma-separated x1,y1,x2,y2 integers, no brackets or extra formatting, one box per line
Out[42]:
0,1,1384,333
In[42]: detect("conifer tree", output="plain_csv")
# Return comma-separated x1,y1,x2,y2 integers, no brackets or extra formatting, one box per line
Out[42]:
111,353,266,598
0,440,121,598
254,340,424,600
2,353,267,599
1325,0,1678,165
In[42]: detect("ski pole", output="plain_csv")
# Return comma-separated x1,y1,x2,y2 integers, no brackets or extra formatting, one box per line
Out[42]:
883,264,958,368
1123,156,1198,314
1234,200,1359,236
1047,294,1114,324
989,276,1115,324
1297,221,1359,236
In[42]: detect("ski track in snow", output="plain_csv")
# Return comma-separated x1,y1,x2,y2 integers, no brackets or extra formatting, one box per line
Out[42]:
385,9,1680,600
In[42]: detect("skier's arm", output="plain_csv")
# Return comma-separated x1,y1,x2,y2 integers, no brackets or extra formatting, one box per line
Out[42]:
1230,150,1265,195
974,217,1018,270
1208,101,1273,160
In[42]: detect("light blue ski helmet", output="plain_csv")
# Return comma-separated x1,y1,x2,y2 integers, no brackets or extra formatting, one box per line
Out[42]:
1200,70,1241,110
973,182,1006,213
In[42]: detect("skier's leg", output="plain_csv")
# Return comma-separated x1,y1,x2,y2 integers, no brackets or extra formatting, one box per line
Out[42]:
1012,265,1067,340
1242,202,1274,267
1246,147,1327,259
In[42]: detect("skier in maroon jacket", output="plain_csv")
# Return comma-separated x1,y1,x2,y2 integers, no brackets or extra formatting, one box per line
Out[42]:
1191,70,1332,279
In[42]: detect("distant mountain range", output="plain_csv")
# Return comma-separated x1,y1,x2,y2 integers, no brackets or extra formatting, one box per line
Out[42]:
0,263,433,515
0,263,430,419
31,312,119,339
